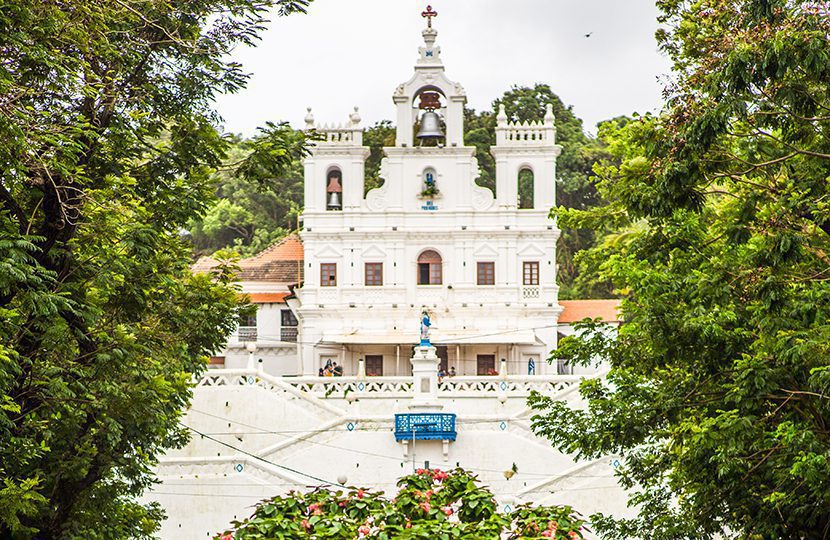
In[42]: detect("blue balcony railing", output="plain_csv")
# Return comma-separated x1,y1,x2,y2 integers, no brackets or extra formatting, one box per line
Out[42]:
394,413,457,442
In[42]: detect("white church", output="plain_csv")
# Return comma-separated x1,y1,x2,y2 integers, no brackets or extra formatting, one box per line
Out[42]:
157,8,626,539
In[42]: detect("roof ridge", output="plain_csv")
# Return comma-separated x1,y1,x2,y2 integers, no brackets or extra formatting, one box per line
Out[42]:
244,233,303,263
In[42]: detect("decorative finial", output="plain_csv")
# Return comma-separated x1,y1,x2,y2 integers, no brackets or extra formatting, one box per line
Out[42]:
544,103,555,126
421,5,438,28
305,107,315,129
497,103,508,126
349,106,361,126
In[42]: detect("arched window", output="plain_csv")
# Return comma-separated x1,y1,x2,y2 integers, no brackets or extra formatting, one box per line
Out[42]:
417,250,442,285
518,167,534,209
326,168,342,211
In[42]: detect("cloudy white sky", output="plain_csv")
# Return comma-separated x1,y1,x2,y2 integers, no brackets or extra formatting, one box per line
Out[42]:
215,0,672,136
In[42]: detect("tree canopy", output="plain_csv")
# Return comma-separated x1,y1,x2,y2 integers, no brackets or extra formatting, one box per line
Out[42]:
0,0,309,537
531,1,830,538
217,468,586,539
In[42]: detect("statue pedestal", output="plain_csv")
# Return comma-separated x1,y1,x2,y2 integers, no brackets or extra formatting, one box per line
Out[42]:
409,345,443,411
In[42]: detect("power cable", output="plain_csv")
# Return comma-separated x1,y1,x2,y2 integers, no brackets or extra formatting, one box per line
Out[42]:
183,425,346,488
185,408,622,480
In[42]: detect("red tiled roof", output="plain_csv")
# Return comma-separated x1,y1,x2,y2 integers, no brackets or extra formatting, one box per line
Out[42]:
558,299,621,323
246,292,290,303
246,235,304,262
192,235,305,283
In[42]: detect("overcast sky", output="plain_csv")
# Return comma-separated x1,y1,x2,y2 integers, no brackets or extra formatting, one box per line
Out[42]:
215,0,672,136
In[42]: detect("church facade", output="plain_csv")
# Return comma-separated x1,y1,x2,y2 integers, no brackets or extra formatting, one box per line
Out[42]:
161,10,628,539
273,15,562,378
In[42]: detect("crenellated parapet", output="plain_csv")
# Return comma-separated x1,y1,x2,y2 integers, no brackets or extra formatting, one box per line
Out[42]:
304,106,364,147
494,103,557,147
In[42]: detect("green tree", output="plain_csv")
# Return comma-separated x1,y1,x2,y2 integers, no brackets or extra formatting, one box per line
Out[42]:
0,0,309,537
364,120,397,195
531,2,830,538
189,124,308,257
218,468,586,539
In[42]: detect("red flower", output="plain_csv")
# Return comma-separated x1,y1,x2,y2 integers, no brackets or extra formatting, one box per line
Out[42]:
419,501,431,513
356,489,365,499
441,506,453,516
301,519,310,530
338,501,346,507
358,524,371,535
219,534,233,540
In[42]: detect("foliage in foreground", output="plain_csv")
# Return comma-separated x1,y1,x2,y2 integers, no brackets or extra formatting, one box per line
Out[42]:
0,0,309,537
218,468,585,539
532,1,830,538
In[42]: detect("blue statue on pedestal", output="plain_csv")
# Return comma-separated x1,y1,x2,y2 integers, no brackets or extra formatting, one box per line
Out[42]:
420,310,431,346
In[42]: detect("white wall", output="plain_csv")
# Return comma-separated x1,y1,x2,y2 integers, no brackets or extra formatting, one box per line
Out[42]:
149,370,634,539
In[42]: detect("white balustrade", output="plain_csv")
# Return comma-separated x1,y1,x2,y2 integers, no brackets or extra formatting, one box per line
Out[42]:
521,286,541,299
198,370,580,399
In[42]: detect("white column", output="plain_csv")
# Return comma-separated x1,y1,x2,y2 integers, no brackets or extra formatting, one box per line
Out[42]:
409,346,442,411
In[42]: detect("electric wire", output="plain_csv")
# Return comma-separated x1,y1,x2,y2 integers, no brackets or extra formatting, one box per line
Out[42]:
183,425,346,488
235,322,590,349
185,408,622,480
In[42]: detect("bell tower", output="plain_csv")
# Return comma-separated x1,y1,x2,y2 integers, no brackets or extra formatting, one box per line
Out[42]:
393,6,466,148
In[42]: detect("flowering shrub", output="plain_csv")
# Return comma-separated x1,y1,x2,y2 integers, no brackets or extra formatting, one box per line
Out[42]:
216,468,585,539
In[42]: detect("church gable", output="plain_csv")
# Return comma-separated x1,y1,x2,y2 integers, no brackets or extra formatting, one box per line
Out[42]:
517,244,546,258
361,245,387,260
314,245,343,259
473,244,499,258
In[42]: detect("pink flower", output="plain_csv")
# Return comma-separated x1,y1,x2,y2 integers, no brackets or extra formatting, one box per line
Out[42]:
308,503,323,515
541,531,553,538
433,470,449,482
219,534,233,540
419,501,431,513
441,506,453,516
356,489,365,499
358,525,371,535
338,501,346,507
301,519,310,530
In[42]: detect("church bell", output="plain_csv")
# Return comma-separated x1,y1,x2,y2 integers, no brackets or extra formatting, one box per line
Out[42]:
416,111,444,140
326,173,342,211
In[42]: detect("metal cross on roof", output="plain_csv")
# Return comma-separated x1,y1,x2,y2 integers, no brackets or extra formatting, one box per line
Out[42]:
421,5,438,28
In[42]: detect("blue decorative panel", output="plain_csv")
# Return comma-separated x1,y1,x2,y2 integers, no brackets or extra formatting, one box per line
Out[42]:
394,413,457,442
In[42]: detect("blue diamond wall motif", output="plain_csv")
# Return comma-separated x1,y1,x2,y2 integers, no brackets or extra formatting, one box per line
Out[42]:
612,459,621,469
347,422,355,431
499,421,507,431
358,382,365,391
235,463,244,473
504,504,513,513
500,381,508,391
